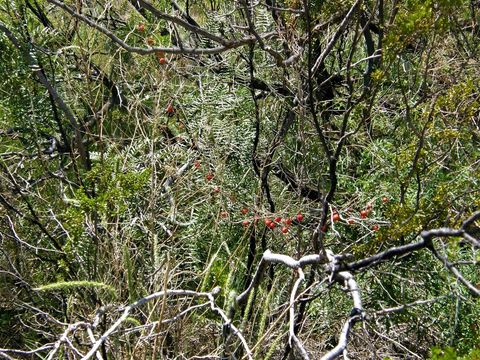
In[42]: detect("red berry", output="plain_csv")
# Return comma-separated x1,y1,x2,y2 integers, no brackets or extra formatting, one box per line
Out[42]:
158,57,167,65
332,213,340,222
268,222,276,229
137,23,145,32
166,104,174,113
284,218,292,225
281,226,288,234
242,220,249,227
360,210,368,219
321,225,328,232
156,51,165,61
194,160,201,169
382,197,389,204
296,213,304,222
274,216,282,223
241,208,249,215
372,224,379,231
347,218,355,225
264,219,272,226
206,173,214,181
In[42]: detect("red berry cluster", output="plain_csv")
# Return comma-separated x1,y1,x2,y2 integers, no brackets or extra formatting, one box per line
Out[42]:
329,197,390,232
135,23,168,64
192,159,223,195
241,210,304,235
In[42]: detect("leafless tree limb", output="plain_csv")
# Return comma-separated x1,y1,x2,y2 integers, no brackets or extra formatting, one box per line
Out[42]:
80,287,252,360
430,246,480,297
289,268,309,359
47,0,276,55
5,215,62,254
0,22,89,169
0,344,55,358
372,295,451,317
311,0,362,75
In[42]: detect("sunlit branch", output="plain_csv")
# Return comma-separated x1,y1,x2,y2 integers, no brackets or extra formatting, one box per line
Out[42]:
48,0,275,55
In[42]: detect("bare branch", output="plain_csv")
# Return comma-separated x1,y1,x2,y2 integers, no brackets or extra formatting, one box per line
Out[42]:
311,0,362,75
321,251,363,360
0,22,89,169
372,296,451,317
289,268,309,359
47,0,274,55
80,287,253,360
430,246,480,297
237,250,324,305
5,215,62,254
82,289,212,359
132,0,226,44
340,238,430,272
0,344,54,358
